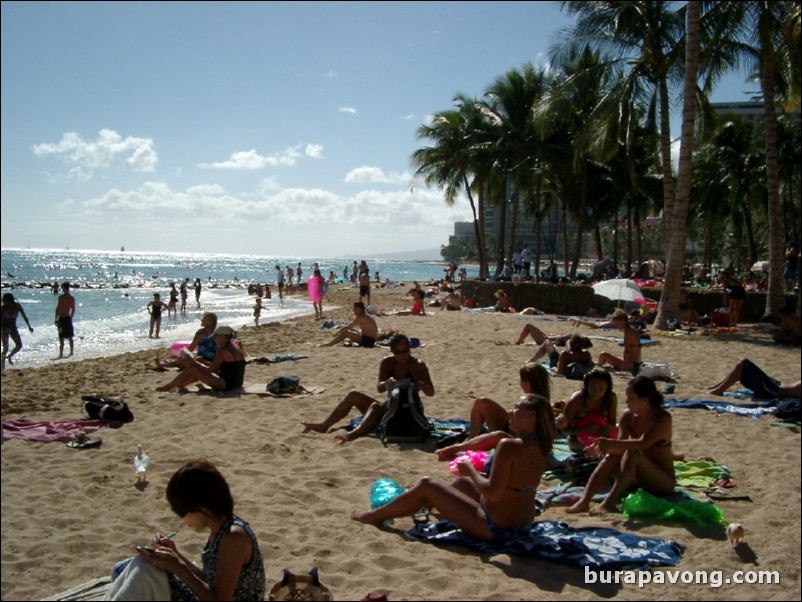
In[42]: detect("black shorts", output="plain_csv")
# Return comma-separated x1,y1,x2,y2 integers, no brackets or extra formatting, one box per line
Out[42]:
57,316,74,339
359,285,370,296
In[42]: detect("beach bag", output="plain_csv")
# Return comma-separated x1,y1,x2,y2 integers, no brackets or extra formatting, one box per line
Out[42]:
565,362,595,381
266,376,304,395
638,362,672,380
268,567,333,601
379,379,430,443
81,395,134,423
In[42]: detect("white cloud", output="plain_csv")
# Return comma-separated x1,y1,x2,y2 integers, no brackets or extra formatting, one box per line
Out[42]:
324,70,338,78
32,129,157,177
345,166,412,185
338,106,358,114
305,144,324,159
74,180,464,229
400,114,416,121
198,146,307,169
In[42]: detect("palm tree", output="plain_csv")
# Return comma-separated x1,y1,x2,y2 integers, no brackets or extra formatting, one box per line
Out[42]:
479,64,550,272
411,95,493,279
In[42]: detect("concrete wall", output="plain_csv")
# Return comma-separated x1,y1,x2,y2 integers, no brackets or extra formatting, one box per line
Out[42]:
459,280,798,322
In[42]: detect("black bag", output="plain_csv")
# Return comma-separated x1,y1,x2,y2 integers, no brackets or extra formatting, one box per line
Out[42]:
775,399,801,422
266,376,304,395
81,395,134,423
379,379,430,443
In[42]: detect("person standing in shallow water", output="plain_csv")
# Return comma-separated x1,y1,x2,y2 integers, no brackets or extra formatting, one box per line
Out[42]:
194,278,202,309
55,281,75,358
2,293,34,369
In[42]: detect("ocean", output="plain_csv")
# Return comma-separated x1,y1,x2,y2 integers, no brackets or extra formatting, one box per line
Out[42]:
1,248,463,370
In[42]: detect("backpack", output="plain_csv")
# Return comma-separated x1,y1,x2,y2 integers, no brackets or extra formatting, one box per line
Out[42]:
379,379,430,443
81,395,134,423
266,376,304,395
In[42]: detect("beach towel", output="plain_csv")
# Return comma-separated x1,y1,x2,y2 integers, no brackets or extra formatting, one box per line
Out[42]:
2,418,123,443
621,489,726,528
404,519,684,570
188,383,326,398
673,460,730,488
663,397,780,419
346,416,470,441
247,354,309,365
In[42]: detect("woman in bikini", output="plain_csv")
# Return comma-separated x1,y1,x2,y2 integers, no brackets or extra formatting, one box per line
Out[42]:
156,326,246,392
556,368,618,452
566,375,674,514
353,394,555,541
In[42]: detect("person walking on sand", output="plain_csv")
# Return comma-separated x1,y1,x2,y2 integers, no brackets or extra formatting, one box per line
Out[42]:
147,293,169,339
301,333,434,443
55,281,76,358
359,270,371,306
308,269,327,320
319,302,379,347
2,293,34,370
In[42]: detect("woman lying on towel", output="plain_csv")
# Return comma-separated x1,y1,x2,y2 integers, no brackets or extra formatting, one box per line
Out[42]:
156,326,245,392
353,394,555,541
104,459,265,601
556,368,618,453
566,375,674,515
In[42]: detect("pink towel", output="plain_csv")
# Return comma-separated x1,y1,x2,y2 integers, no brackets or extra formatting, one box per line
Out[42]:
2,418,121,443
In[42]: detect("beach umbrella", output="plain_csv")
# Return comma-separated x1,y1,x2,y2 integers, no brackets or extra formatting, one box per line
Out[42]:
593,278,642,304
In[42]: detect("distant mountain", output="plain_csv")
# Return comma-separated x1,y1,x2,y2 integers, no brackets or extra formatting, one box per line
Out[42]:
368,248,443,261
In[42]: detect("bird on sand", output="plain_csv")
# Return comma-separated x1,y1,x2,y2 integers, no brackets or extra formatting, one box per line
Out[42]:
726,523,745,548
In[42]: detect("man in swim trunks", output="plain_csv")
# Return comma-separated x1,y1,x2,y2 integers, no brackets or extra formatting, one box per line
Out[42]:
707,358,801,399
55,281,75,359
302,333,434,442
2,293,34,369
319,302,379,348
359,270,371,306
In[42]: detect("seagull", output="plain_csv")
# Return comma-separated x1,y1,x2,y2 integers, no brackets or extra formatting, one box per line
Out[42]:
726,523,745,548
133,444,150,483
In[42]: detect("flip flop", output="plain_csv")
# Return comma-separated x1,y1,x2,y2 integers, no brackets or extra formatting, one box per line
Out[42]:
67,435,102,449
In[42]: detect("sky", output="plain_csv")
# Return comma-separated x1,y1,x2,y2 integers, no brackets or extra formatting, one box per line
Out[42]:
1,1,759,258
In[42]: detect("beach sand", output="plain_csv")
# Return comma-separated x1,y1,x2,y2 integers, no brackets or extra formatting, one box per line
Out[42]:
2,284,800,600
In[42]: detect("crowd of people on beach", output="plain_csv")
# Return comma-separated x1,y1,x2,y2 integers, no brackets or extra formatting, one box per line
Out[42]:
3,250,801,601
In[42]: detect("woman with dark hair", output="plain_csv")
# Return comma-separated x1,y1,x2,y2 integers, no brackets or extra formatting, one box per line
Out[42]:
556,368,618,452
566,375,674,515
104,459,265,601
354,395,555,541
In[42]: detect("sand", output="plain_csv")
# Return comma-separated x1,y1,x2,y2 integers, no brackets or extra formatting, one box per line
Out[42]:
1,284,800,601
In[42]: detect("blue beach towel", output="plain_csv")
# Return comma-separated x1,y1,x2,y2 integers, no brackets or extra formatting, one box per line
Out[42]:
404,519,684,570
663,397,781,419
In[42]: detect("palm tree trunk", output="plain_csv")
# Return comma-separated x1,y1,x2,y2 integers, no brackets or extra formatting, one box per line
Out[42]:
656,0,701,328
760,42,785,320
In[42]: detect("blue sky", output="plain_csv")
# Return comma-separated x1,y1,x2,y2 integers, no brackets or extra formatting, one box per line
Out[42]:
1,1,758,258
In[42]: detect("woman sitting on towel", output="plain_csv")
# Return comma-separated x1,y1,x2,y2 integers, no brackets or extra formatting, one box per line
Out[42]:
155,312,219,370
437,362,551,454
353,395,555,541
104,459,265,601
156,326,245,392
566,375,674,515
556,368,618,452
